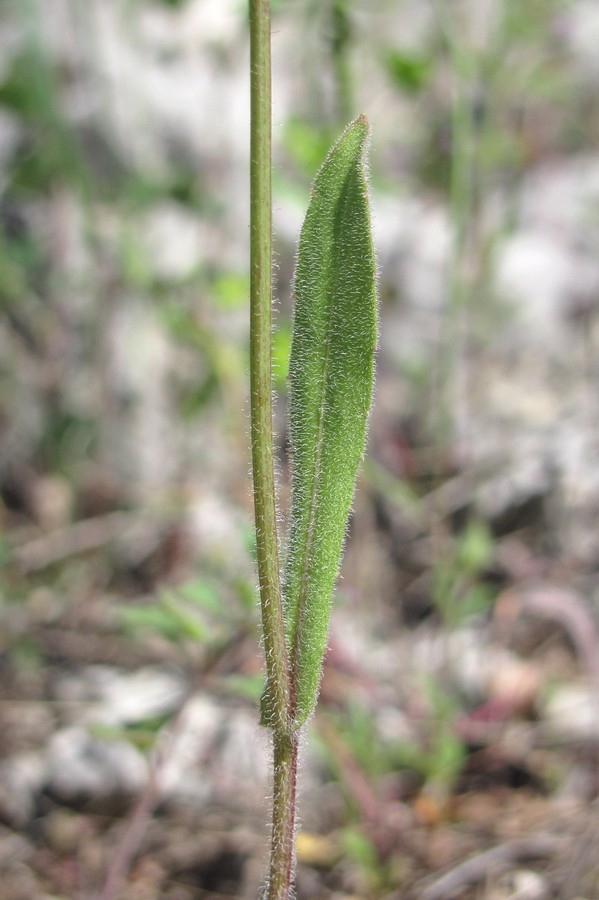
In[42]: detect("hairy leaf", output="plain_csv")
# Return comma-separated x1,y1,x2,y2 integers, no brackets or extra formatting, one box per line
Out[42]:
284,115,377,729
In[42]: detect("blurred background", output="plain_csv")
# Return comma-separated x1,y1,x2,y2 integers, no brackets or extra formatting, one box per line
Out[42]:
2,0,599,897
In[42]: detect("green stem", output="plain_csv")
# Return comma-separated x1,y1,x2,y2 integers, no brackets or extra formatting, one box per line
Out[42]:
330,0,353,125
249,0,290,730
267,732,299,900
432,0,475,450
249,3,297,897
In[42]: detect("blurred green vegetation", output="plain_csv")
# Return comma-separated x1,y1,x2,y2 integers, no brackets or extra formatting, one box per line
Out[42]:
0,0,594,894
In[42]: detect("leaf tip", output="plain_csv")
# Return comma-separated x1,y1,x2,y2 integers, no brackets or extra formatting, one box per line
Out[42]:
349,113,370,141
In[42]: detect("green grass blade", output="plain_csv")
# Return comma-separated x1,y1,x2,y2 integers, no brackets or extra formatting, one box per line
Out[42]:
285,115,377,728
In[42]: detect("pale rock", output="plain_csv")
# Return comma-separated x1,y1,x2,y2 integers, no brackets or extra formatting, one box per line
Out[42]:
543,684,599,741
54,665,187,727
565,2,599,79
46,726,147,800
0,109,21,183
495,231,574,345
490,869,549,900
0,754,46,826
138,203,206,281
158,695,221,803
488,659,542,714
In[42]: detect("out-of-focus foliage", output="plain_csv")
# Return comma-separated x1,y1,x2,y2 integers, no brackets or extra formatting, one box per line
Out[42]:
2,0,599,895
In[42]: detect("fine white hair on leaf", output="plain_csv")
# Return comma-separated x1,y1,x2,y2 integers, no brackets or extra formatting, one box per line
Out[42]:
280,115,378,730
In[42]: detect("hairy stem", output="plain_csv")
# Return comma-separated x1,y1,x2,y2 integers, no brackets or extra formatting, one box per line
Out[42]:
249,2,297,897
249,0,289,729
267,732,299,900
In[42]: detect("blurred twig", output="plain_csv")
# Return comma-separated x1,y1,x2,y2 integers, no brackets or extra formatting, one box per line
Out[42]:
12,512,157,572
497,585,599,701
416,834,563,900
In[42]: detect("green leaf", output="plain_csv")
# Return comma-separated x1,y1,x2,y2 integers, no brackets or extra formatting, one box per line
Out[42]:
383,50,431,93
284,116,377,729
177,579,221,614
119,593,209,644
283,118,334,179
212,271,249,309
456,520,493,573
119,603,186,643
223,672,264,701
272,322,292,387
339,826,379,872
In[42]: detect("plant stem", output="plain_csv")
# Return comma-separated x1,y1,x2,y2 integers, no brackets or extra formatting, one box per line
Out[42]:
268,732,299,900
432,0,476,450
330,0,353,125
249,2,297,897
249,0,290,729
